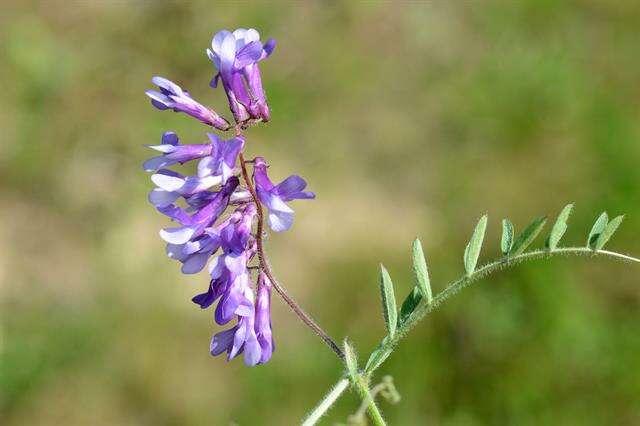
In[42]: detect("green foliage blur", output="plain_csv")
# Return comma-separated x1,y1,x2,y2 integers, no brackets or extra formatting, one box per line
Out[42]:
2,1,639,424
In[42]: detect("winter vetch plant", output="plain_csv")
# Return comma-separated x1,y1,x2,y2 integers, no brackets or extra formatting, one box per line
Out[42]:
144,28,639,424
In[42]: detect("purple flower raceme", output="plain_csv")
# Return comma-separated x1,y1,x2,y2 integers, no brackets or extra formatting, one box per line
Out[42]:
144,28,314,366
207,28,276,123
254,157,315,232
146,77,230,131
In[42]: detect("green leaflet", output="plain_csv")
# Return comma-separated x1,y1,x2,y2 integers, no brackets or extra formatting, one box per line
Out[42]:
595,215,624,250
510,216,547,256
546,203,574,251
587,212,609,249
379,265,398,338
399,287,422,325
501,219,514,255
364,336,392,373
412,239,432,303
464,215,488,275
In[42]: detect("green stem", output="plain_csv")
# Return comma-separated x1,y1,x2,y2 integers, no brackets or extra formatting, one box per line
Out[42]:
365,247,639,374
301,378,350,426
352,375,387,426
303,246,638,422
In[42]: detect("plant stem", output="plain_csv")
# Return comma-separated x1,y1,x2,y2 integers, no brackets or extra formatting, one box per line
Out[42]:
352,375,387,426
302,378,350,426
365,246,640,375
238,152,345,359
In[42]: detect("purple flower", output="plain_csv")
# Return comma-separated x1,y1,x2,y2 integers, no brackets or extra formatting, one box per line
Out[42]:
148,169,222,208
255,271,275,364
158,177,239,245
171,202,254,274
207,28,276,123
210,302,262,366
206,269,274,366
166,211,241,274
253,157,315,232
192,249,257,356
146,77,230,130
209,251,254,325
146,134,245,208
143,131,214,172
197,134,244,183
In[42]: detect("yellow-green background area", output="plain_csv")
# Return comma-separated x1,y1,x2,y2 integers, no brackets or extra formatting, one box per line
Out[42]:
2,1,639,425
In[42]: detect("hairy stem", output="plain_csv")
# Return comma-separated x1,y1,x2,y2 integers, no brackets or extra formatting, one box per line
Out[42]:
238,152,344,359
365,247,640,375
302,378,350,426
352,375,387,426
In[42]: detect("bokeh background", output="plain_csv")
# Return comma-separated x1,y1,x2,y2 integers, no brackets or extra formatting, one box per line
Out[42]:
2,1,640,425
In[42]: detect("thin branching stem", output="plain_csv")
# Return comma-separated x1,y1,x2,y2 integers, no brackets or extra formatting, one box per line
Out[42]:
365,246,640,375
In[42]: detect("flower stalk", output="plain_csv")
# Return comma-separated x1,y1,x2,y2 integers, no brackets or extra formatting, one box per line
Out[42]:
238,151,344,359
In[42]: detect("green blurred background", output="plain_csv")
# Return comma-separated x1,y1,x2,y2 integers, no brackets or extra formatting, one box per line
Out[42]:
1,1,639,424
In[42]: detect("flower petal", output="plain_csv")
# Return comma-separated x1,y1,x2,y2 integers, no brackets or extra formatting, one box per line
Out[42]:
162,131,179,145
145,90,171,107
181,252,210,274
197,156,217,178
211,30,231,54
234,41,263,69
268,209,294,233
151,173,185,192
243,332,262,366
274,175,307,198
148,188,179,208
143,156,177,172
151,76,182,94
210,326,237,356
159,225,197,244
219,33,237,70
147,144,177,153
166,243,188,262
245,28,260,43
263,38,276,57
266,193,294,214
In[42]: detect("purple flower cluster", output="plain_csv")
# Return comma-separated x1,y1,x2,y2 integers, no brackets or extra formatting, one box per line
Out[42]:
144,29,313,366
207,28,275,123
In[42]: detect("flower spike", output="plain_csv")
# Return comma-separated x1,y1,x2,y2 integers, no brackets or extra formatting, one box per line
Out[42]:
144,28,323,366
